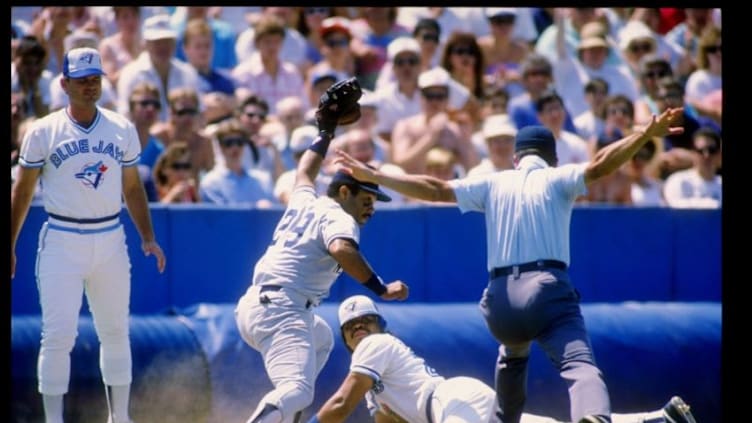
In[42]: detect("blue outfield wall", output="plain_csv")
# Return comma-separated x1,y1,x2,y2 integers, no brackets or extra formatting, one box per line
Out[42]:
10,302,721,422
11,204,721,315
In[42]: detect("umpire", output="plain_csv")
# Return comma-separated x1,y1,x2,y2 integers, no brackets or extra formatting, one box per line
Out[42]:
333,107,685,423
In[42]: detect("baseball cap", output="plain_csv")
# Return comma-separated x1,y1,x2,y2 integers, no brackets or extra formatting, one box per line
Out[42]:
514,125,556,155
330,170,392,202
62,47,106,79
338,295,385,328
418,67,450,89
618,20,656,52
387,37,421,61
64,28,100,52
143,14,177,41
485,7,517,18
320,16,351,38
310,68,347,86
577,21,610,51
289,125,318,154
483,114,517,139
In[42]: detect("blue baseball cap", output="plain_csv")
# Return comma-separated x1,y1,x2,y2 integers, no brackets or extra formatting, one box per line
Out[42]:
331,170,392,202
62,47,106,79
515,125,556,156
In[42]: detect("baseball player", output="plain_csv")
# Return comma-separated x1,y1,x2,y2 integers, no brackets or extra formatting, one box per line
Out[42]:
10,47,166,423
307,295,697,423
333,107,685,423
234,78,409,423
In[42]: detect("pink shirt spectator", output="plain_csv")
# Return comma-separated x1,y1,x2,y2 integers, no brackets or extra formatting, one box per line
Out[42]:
232,53,308,116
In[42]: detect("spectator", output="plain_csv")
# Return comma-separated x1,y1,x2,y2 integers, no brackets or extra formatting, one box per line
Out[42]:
99,6,143,87
507,53,578,133
181,18,235,97
478,8,531,99
295,7,336,72
535,8,622,67
552,16,639,119
441,31,486,102
234,7,308,68
373,38,474,143
232,14,307,116
27,7,73,75
633,54,674,125
535,89,590,165
628,9,691,77
117,14,201,122
374,17,443,91
11,35,53,118
625,138,666,206
171,7,237,72
597,94,638,152
304,69,347,123
270,96,307,171
663,127,722,208
684,25,722,126
230,94,285,182
617,20,659,81
11,93,33,167
573,77,609,144
349,7,410,90
396,7,467,45
199,119,278,207
653,76,701,178
152,141,200,203
152,87,215,175
665,8,714,79
344,89,391,163
467,114,518,177
128,81,164,202
305,17,356,87
583,135,633,205
49,28,117,112
391,68,479,174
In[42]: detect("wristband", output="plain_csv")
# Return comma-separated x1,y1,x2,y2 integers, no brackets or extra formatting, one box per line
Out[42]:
308,131,333,157
306,416,320,423
364,273,387,296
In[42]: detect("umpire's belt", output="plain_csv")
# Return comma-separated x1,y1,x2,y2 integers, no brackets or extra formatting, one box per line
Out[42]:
489,260,567,279
259,285,313,309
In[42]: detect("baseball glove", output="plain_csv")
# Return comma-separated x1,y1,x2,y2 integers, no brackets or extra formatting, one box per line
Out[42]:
316,77,363,134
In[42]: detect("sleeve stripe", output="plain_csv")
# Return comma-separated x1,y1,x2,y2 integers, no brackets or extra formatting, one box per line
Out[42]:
18,157,45,167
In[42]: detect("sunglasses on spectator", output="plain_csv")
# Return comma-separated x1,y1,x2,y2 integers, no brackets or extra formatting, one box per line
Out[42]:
451,47,475,56
219,137,247,148
134,99,161,109
173,108,198,117
325,38,350,48
607,106,630,116
629,42,653,54
705,45,722,54
642,70,670,80
419,33,439,43
170,162,192,170
421,90,448,101
525,69,549,78
695,145,720,155
243,111,267,120
305,7,329,15
489,15,516,25
657,92,682,101
394,56,420,67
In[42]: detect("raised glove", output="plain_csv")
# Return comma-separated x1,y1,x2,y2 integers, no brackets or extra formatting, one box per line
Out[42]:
316,77,363,135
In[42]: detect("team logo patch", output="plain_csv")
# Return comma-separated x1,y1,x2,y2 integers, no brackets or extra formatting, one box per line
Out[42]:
75,160,108,188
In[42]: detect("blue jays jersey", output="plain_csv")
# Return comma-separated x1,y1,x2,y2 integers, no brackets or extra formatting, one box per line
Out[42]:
18,107,141,218
252,185,360,304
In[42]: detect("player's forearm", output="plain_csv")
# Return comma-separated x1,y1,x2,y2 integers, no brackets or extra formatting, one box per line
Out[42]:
372,169,456,203
10,184,36,249
295,146,326,188
123,184,157,243
585,130,650,183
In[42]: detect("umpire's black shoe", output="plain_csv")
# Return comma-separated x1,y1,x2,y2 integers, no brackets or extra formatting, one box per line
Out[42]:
663,396,697,423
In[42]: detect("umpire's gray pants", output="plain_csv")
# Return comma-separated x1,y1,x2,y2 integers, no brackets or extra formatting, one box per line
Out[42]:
479,268,611,423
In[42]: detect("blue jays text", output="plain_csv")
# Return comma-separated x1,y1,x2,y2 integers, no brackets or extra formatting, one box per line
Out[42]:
50,139,125,168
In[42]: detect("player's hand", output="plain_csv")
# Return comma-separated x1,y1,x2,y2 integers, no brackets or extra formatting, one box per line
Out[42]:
316,77,363,136
333,149,378,183
644,107,684,139
11,251,16,279
142,240,166,273
381,281,409,301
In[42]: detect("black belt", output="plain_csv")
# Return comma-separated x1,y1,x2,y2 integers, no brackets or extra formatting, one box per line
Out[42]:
489,260,567,279
259,285,312,309
425,390,434,423
48,211,120,224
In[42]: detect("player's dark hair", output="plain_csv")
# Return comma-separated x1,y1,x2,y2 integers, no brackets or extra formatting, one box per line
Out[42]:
340,314,388,353
327,181,362,199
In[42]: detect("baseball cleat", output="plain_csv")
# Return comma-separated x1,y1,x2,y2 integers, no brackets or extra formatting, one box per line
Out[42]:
662,396,697,423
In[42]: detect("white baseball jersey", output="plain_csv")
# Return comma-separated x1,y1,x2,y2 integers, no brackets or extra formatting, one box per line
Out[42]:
251,185,360,305
353,333,498,423
18,107,141,218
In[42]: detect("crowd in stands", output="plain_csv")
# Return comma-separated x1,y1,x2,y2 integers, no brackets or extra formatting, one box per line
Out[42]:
11,7,722,208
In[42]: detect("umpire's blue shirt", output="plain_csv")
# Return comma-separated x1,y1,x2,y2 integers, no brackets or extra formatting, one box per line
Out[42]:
448,156,588,271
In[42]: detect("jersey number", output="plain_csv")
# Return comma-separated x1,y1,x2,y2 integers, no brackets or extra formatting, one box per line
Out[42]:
272,208,315,248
